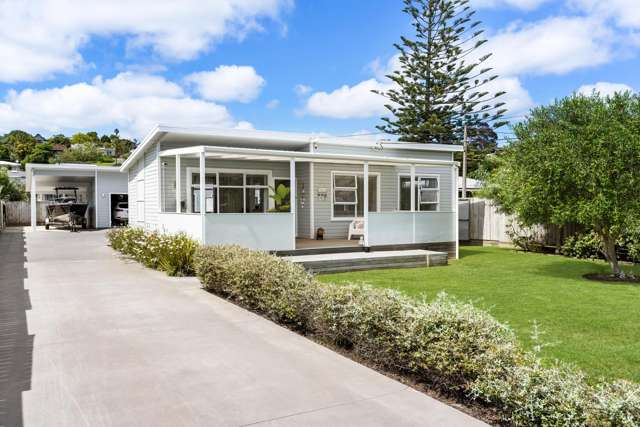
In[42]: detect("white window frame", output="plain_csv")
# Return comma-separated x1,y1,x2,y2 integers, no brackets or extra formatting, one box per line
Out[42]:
185,167,273,214
330,171,381,221
136,179,145,222
397,174,440,212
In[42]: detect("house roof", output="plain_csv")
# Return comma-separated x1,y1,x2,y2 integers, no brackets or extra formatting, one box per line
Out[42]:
120,125,464,173
26,163,123,188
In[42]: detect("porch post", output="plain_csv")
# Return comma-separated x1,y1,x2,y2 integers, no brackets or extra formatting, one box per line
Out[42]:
175,155,181,213
410,164,416,244
363,162,369,247
30,171,37,230
199,150,206,243
289,159,296,250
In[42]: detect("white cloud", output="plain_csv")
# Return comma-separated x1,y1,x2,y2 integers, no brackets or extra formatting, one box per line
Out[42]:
304,79,392,119
266,99,280,109
482,16,615,77
471,0,550,10
0,0,290,82
0,72,245,138
294,84,313,96
368,55,401,81
569,0,640,29
185,65,265,103
577,82,634,97
485,77,534,117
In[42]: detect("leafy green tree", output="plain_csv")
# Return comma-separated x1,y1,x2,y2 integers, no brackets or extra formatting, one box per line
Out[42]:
47,134,70,148
22,143,54,165
2,130,37,162
0,168,25,201
375,0,506,143
482,92,640,276
56,144,107,163
0,143,10,161
70,132,99,146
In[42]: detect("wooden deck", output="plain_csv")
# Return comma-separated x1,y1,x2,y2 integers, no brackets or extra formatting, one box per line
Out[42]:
295,238,360,250
284,249,448,273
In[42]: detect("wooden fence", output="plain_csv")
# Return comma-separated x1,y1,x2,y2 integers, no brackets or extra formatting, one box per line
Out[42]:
459,198,578,247
4,201,49,226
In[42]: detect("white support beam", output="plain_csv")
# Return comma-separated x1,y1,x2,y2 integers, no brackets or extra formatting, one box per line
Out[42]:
175,155,181,213
363,162,369,247
30,171,37,230
290,159,296,250
410,164,416,244
199,151,206,241
454,165,459,260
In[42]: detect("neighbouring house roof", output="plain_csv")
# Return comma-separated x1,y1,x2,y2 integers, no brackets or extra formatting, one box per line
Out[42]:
0,160,20,169
51,144,66,152
457,176,483,190
120,125,464,173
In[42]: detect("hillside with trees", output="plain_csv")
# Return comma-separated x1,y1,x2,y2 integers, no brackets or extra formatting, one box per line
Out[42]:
0,129,136,168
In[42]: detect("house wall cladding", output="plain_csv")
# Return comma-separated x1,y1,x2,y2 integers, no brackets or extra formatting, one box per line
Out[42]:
95,172,128,228
296,162,311,238
312,163,455,240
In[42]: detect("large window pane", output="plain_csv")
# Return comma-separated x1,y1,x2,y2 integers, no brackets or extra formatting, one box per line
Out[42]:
399,177,411,211
419,203,438,211
333,204,356,218
220,188,244,213
334,190,356,203
246,188,267,213
219,173,243,186
399,175,439,211
246,174,267,186
192,173,216,186
419,177,438,189
356,176,378,216
193,189,217,213
334,175,356,188
419,189,438,203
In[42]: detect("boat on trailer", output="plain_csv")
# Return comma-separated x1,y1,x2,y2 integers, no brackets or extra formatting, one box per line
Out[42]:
44,187,88,232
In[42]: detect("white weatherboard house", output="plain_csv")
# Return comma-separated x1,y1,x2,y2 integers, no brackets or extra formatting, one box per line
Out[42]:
120,126,462,258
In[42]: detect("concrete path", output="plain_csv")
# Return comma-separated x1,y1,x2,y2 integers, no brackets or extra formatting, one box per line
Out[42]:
0,227,486,427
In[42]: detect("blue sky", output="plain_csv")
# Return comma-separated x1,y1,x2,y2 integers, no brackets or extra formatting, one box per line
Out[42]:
0,0,638,141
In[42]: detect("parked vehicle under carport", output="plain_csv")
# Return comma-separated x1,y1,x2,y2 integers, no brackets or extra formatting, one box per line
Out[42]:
44,187,88,232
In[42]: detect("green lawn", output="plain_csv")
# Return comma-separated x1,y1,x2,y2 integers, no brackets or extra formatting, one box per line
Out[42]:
319,246,640,382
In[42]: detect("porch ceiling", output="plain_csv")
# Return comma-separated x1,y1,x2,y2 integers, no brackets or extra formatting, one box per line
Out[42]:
159,145,458,167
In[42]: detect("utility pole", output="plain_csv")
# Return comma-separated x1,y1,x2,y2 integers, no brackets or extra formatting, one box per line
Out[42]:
462,125,468,199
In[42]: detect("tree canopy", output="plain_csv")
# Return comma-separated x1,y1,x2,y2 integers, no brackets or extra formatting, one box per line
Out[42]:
375,0,506,144
0,129,136,166
0,167,25,201
482,92,640,275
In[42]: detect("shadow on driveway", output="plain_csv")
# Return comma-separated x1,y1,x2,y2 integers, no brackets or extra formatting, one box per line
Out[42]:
0,228,33,427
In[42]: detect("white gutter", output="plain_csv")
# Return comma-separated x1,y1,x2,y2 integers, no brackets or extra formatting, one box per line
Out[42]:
159,145,459,167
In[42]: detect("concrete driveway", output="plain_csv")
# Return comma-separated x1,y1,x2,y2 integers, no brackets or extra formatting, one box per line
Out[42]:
0,227,486,427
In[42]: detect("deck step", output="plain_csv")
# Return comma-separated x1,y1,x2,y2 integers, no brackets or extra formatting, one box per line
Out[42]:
283,249,448,273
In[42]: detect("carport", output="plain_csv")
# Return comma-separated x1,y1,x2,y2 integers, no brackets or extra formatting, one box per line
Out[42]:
26,163,128,230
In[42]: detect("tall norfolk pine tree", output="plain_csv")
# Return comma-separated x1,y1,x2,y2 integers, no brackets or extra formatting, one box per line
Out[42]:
375,0,507,144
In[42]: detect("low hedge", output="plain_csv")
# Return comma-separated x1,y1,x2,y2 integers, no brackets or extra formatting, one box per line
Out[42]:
107,227,197,276
194,245,640,426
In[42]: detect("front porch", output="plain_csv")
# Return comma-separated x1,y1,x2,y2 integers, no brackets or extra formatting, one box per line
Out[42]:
155,144,459,258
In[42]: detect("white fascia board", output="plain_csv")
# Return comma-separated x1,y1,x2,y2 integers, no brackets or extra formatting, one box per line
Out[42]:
159,145,458,167
122,125,463,174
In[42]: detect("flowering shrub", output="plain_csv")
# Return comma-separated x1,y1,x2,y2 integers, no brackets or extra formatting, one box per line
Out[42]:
107,227,197,276
193,245,640,426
